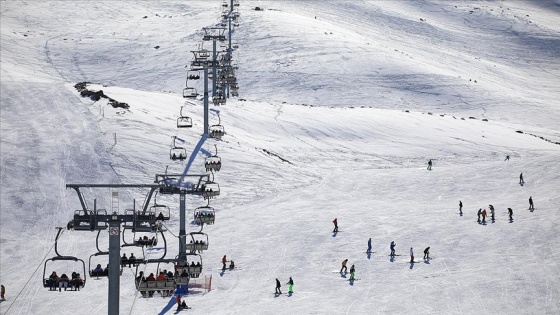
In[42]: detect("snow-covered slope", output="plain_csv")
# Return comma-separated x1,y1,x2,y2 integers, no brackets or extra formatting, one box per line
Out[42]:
1,1,559,314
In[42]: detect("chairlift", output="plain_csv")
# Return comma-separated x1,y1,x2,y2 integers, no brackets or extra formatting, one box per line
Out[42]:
150,192,171,221
209,124,225,139
176,253,203,278
170,136,187,161
88,230,125,278
135,259,178,297
193,204,215,225
42,227,87,291
122,229,158,248
187,70,200,80
202,180,220,200
177,106,193,128
185,232,209,253
205,144,222,172
183,87,198,99
212,95,226,106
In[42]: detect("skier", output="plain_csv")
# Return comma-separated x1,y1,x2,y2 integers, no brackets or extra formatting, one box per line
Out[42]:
349,265,355,280
489,205,495,221
176,295,183,312
477,208,482,223
529,196,534,210
423,247,430,260
519,173,524,184
505,155,510,161
410,247,414,263
222,255,227,270
275,278,282,294
286,277,294,294
367,238,372,253
427,159,432,170
340,259,348,273
390,241,396,256
459,200,463,215
332,218,338,233
1,284,5,300
508,207,513,221
481,209,487,224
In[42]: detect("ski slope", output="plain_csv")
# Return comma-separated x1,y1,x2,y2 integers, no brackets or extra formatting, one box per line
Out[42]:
1,1,559,314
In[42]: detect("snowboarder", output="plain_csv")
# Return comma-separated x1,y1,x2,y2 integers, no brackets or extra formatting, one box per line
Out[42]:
275,278,282,294
349,265,355,280
410,247,414,263
459,200,463,215
222,255,227,270
390,241,396,256
489,205,495,221
427,159,432,170
481,209,487,224
477,208,482,223
423,247,430,260
340,259,348,273
286,277,294,294
508,207,513,221
367,238,372,253
1,284,5,300
519,173,524,184
229,260,235,270
529,196,534,210
332,218,338,233
505,155,510,161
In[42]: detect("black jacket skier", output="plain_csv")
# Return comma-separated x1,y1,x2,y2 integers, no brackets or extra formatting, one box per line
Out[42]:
275,278,282,294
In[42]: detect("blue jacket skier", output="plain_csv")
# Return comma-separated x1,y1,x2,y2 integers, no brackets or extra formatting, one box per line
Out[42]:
367,238,372,253
390,241,396,256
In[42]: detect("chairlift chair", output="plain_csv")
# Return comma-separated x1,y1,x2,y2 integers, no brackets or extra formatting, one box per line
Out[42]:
170,136,187,161
205,156,222,172
182,253,202,278
177,116,193,128
187,70,200,80
135,259,178,296
209,124,225,139
183,87,198,99
185,232,209,253
42,228,87,291
193,205,215,225
88,252,111,278
177,106,193,128
202,181,220,199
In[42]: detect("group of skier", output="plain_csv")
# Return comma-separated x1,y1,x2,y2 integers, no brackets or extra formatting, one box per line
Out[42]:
457,160,537,224
461,195,535,224
275,277,294,295
389,242,430,263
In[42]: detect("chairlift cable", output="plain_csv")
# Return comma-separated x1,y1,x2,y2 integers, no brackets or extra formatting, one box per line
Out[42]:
5,240,57,313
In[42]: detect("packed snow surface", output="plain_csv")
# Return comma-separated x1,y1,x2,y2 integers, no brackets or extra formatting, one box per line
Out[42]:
1,1,559,314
